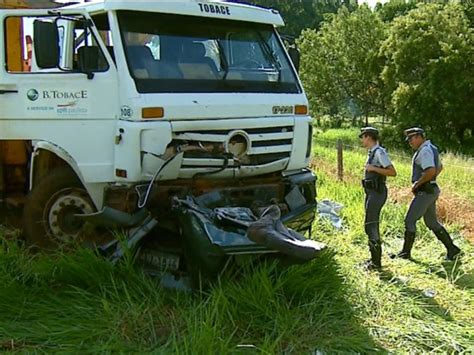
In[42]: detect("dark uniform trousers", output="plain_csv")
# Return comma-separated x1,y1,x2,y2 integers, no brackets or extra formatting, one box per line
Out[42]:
405,185,442,233
364,185,387,251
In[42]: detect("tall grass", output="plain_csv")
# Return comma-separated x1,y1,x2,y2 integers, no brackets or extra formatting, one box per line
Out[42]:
313,159,473,351
0,240,382,353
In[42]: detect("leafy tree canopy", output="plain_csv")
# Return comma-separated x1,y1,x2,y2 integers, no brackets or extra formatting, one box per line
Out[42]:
381,3,474,146
374,0,417,22
298,5,387,121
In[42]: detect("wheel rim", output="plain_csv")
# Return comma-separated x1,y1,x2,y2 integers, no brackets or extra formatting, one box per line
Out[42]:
46,188,94,241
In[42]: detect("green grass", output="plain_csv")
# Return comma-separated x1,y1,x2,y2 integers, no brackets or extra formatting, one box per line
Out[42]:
0,128,473,353
311,153,474,352
0,241,382,353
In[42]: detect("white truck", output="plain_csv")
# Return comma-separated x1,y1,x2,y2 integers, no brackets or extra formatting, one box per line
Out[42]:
0,0,321,280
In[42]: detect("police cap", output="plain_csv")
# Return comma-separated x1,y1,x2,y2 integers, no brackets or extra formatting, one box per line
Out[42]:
359,126,379,138
404,127,425,141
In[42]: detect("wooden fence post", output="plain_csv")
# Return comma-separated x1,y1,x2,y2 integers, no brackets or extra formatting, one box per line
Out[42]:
337,139,343,181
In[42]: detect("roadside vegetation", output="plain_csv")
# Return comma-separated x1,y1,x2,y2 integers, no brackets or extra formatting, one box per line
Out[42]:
297,0,473,153
1,128,472,353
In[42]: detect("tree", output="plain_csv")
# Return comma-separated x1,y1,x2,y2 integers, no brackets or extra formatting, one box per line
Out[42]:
381,3,474,146
298,27,346,121
374,0,417,22
298,5,387,123
227,0,357,37
461,0,474,27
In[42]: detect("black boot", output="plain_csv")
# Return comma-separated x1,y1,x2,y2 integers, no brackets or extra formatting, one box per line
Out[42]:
434,228,461,260
366,241,382,270
392,231,415,259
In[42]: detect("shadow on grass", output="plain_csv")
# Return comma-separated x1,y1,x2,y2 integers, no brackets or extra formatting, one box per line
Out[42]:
379,269,454,321
0,242,170,352
0,238,384,353
439,259,474,290
451,271,474,289
409,257,474,290
183,250,387,353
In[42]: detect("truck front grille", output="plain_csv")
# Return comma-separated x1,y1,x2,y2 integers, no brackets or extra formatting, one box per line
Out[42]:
139,117,296,179
173,124,294,167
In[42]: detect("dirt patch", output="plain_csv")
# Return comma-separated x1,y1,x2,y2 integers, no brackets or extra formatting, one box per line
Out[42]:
310,157,360,183
435,193,474,244
390,187,413,205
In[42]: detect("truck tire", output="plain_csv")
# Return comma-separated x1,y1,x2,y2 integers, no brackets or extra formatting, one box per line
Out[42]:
23,167,95,249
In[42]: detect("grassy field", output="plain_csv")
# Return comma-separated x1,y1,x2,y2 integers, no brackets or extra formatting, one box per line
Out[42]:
0,128,473,353
314,128,474,241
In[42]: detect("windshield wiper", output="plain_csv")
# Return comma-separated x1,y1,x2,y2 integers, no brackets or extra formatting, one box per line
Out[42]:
257,32,282,82
216,41,230,80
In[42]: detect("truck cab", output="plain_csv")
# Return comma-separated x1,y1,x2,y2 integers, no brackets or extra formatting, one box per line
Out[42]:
0,0,318,277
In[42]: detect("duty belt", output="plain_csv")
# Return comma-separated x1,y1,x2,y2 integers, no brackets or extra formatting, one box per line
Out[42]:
362,178,385,191
414,182,438,194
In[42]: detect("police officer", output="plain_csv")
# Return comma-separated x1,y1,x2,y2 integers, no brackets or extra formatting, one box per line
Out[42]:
360,127,397,269
395,127,461,260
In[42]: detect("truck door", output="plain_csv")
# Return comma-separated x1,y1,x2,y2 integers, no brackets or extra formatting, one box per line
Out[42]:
0,9,118,189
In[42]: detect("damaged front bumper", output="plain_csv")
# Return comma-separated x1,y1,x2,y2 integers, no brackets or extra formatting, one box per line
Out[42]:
84,169,323,277
170,169,323,277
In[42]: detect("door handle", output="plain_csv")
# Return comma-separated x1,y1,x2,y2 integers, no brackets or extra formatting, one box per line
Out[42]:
0,85,18,94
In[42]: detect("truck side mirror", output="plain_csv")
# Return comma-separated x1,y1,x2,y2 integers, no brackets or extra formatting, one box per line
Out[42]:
33,20,60,69
77,46,99,79
288,47,300,73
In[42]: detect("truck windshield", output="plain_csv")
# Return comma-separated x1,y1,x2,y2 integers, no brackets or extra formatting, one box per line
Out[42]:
117,11,300,94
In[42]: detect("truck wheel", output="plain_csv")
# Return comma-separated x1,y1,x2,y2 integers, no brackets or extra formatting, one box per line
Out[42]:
23,167,95,249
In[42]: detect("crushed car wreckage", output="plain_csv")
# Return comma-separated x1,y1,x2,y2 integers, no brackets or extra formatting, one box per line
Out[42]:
79,168,326,285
